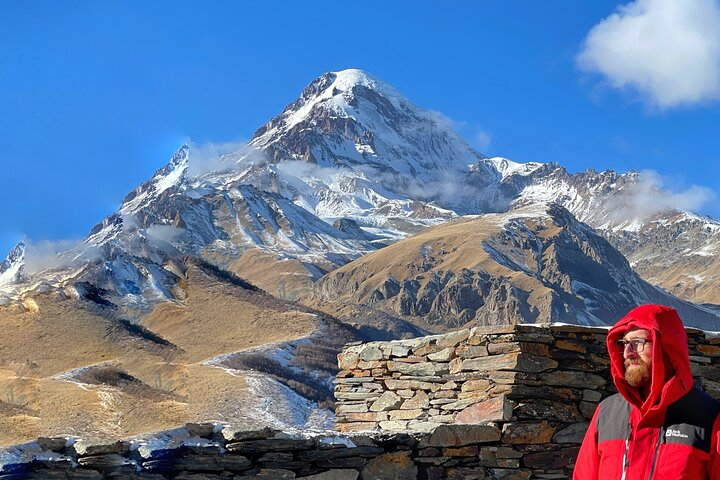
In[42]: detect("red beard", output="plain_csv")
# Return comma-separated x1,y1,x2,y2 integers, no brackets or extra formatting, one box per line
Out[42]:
624,358,651,388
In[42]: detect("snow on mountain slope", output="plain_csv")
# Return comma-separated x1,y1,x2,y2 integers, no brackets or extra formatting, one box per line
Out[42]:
1,68,717,316
250,69,482,177
0,242,25,285
495,165,720,305
317,203,720,329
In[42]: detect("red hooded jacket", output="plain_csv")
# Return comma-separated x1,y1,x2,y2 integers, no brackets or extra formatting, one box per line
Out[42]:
574,304,720,479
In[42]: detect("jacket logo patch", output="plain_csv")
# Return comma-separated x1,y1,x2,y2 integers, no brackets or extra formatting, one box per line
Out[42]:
664,423,706,449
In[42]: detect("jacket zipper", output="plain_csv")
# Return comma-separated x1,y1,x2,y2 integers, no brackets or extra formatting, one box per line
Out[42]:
620,422,632,480
647,426,664,480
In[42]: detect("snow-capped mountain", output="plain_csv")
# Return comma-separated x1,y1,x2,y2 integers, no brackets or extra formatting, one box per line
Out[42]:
605,211,720,306
1,68,717,322
0,241,25,286
487,164,720,305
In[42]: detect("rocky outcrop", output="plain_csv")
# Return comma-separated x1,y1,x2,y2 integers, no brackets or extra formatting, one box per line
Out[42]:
605,211,720,307
317,204,720,329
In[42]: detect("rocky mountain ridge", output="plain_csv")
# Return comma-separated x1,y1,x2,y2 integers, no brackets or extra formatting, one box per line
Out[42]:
1,68,718,323
316,203,719,329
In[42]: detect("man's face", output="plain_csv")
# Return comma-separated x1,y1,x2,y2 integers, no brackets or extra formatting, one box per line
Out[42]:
621,328,652,388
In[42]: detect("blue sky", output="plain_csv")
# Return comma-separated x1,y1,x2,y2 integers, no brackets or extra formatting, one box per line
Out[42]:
1,0,719,257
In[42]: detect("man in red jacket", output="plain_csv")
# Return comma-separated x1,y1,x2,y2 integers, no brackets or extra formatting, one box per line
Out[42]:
574,304,720,479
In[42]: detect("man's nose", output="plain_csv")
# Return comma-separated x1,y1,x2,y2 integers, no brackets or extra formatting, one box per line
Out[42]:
623,348,639,359
623,346,639,359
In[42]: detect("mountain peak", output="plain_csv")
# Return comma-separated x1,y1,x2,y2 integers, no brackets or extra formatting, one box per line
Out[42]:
0,241,25,285
298,69,380,102
119,145,189,215
329,68,377,90
250,69,482,179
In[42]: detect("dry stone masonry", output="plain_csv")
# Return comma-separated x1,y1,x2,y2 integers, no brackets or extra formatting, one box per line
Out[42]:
335,324,720,476
2,325,719,479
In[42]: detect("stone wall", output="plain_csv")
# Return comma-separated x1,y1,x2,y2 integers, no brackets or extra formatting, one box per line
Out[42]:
335,324,720,475
2,325,718,479
0,423,583,479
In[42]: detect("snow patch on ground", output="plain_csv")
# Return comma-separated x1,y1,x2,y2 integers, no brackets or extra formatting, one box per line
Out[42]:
484,203,551,227
0,442,74,472
243,373,334,430
692,244,717,257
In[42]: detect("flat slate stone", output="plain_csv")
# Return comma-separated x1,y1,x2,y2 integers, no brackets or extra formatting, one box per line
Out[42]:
338,351,360,370
337,403,370,414
523,446,580,469
335,422,377,433
297,446,384,461
77,453,136,471
456,395,512,423
74,440,129,456
36,437,68,452
222,426,276,442
542,370,606,389
401,390,430,410
456,345,489,359
185,423,216,438
387,361,437,376
388,408,423,420
359,345,383,361
370,391,401,412
427,347,456,362
501,422,556,445
226,438,313,454
514,400,582,423
425,424,502,447
384,379,436,391
436,329,471,348
553,422,590,444
297,469,359,479
257,452,294,462
361,451,418,480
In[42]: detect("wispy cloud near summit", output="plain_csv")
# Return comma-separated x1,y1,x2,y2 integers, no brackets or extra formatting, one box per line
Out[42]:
608,170,717,222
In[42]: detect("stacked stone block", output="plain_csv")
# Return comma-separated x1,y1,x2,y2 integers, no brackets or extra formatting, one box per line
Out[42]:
334,324,720,476
0,424,553,479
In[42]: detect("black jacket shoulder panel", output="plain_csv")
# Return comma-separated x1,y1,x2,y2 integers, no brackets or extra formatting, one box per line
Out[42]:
663,387,720,452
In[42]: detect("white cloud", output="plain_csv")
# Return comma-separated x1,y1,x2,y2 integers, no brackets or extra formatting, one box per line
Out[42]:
577,0,720,108
427,110,491,153
145,224,186,244
608,169,717,221
427,110,466,131
185,140,266,178
474,129,492,150
23,239,100,274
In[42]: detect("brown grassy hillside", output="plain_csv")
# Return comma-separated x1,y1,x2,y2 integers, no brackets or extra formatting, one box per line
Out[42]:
0,261,331,445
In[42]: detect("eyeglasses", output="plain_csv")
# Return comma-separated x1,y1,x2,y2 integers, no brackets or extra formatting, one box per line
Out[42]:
613,338,652,353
